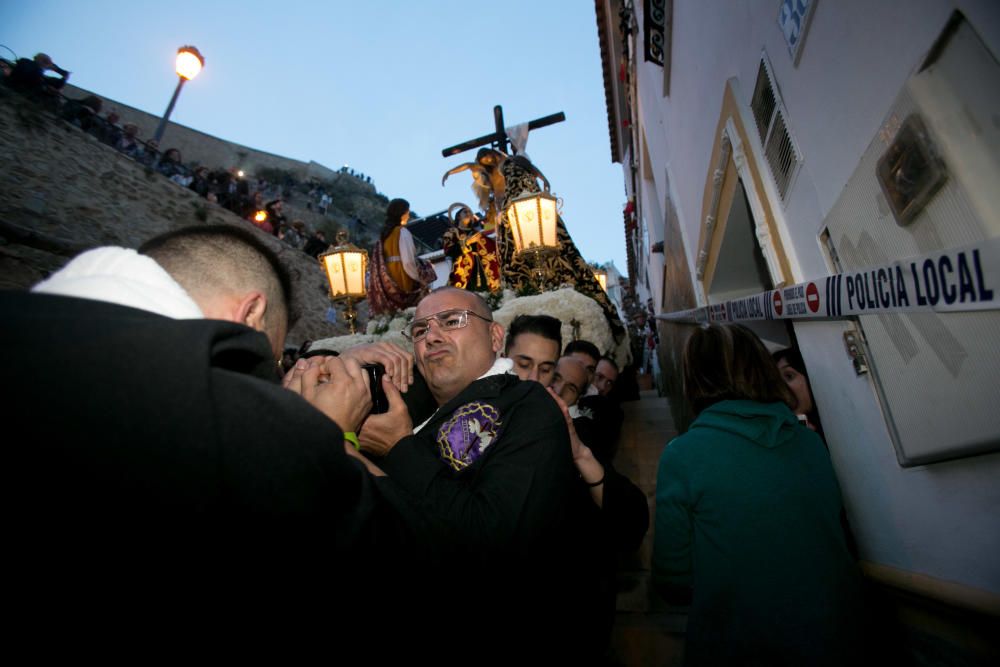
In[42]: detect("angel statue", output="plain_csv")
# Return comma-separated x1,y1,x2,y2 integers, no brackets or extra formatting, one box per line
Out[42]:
441,148,550,231
441,149,625,340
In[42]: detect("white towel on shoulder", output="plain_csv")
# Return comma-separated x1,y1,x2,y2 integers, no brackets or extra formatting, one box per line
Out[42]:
32,247,204,320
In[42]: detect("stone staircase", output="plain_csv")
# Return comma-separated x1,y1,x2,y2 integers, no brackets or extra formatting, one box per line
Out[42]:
608,389,687,666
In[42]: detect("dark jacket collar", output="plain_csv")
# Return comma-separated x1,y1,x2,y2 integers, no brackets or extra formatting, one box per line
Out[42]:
422,372,520,433
4,291,278,384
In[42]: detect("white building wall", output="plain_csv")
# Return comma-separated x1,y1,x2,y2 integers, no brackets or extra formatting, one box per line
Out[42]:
629,0,1000,594
605,261,629,324
637,131,666,313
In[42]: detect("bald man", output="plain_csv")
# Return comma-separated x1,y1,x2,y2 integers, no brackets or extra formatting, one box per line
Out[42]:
354,287,601,660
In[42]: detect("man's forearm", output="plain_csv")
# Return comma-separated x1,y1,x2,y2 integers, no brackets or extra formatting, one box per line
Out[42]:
378,424,573,551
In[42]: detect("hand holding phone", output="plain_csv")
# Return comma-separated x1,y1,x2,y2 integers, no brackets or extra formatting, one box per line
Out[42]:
362,363,390,414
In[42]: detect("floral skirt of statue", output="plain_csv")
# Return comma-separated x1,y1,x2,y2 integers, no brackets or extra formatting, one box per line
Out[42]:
367,238,435,316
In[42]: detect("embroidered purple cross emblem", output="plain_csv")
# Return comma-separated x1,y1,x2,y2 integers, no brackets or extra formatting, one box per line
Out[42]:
437,402,502,471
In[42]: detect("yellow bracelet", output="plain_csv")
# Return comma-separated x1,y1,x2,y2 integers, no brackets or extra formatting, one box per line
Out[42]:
344,431,360,451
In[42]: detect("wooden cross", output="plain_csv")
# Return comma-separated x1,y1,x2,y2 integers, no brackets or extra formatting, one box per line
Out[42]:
441,105,566,157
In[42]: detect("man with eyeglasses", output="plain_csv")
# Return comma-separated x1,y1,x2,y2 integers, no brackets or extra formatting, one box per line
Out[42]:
355,286,598,659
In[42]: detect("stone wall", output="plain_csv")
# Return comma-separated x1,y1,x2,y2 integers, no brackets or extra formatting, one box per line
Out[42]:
0,86,352,345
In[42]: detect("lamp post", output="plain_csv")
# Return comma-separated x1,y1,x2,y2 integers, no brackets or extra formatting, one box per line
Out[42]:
319,231,368,334
153,46,205,144
504,191,560,289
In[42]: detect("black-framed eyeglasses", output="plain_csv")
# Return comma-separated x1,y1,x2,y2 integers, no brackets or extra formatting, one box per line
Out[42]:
402,309,493,341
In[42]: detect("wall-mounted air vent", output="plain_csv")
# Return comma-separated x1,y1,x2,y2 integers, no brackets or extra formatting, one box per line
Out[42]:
750,57,801,202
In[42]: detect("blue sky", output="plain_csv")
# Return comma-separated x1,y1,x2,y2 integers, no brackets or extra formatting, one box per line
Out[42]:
2,0,628,274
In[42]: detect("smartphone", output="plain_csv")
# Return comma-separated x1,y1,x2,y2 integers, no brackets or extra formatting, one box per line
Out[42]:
361,363,389,414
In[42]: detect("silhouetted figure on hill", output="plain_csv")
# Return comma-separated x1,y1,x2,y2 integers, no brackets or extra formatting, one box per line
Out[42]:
302,230,328,258
95,109,122,147
280,221,305,249
264,200,286,235
137,138,160,168
188,166,211,198
156,148,186,182
5,52,69,96
61,94,102,132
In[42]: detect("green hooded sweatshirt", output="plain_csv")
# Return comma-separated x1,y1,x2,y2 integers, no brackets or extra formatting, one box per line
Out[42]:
654,400,867,665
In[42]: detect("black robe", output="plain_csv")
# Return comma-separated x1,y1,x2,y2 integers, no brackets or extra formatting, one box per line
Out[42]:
375,373,605,660
1,291,404,651
572,398,650,652
576,393,626,464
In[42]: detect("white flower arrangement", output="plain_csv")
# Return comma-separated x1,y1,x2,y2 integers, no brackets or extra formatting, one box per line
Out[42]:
309,288,631,367
310,308,414,354
491,287,631,368
364,308,415,337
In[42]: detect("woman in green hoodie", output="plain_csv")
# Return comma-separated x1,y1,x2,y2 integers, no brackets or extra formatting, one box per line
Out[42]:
654,323,867,666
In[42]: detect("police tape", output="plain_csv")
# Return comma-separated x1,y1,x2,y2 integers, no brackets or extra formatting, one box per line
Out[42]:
656,236,999,324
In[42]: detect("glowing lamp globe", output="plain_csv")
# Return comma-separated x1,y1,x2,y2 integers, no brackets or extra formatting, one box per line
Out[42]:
319,231,368,300
175,46,205,80
505,191,559,254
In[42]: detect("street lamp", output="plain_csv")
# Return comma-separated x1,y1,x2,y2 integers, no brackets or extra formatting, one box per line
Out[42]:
319,231,368,334
153,45,205,144
593,266,608,291
504,191,560,289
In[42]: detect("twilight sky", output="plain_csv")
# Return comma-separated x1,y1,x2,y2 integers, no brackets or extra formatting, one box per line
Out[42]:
2,0,629,274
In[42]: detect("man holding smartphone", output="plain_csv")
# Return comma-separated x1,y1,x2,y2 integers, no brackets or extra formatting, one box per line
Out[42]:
334,287,600,660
